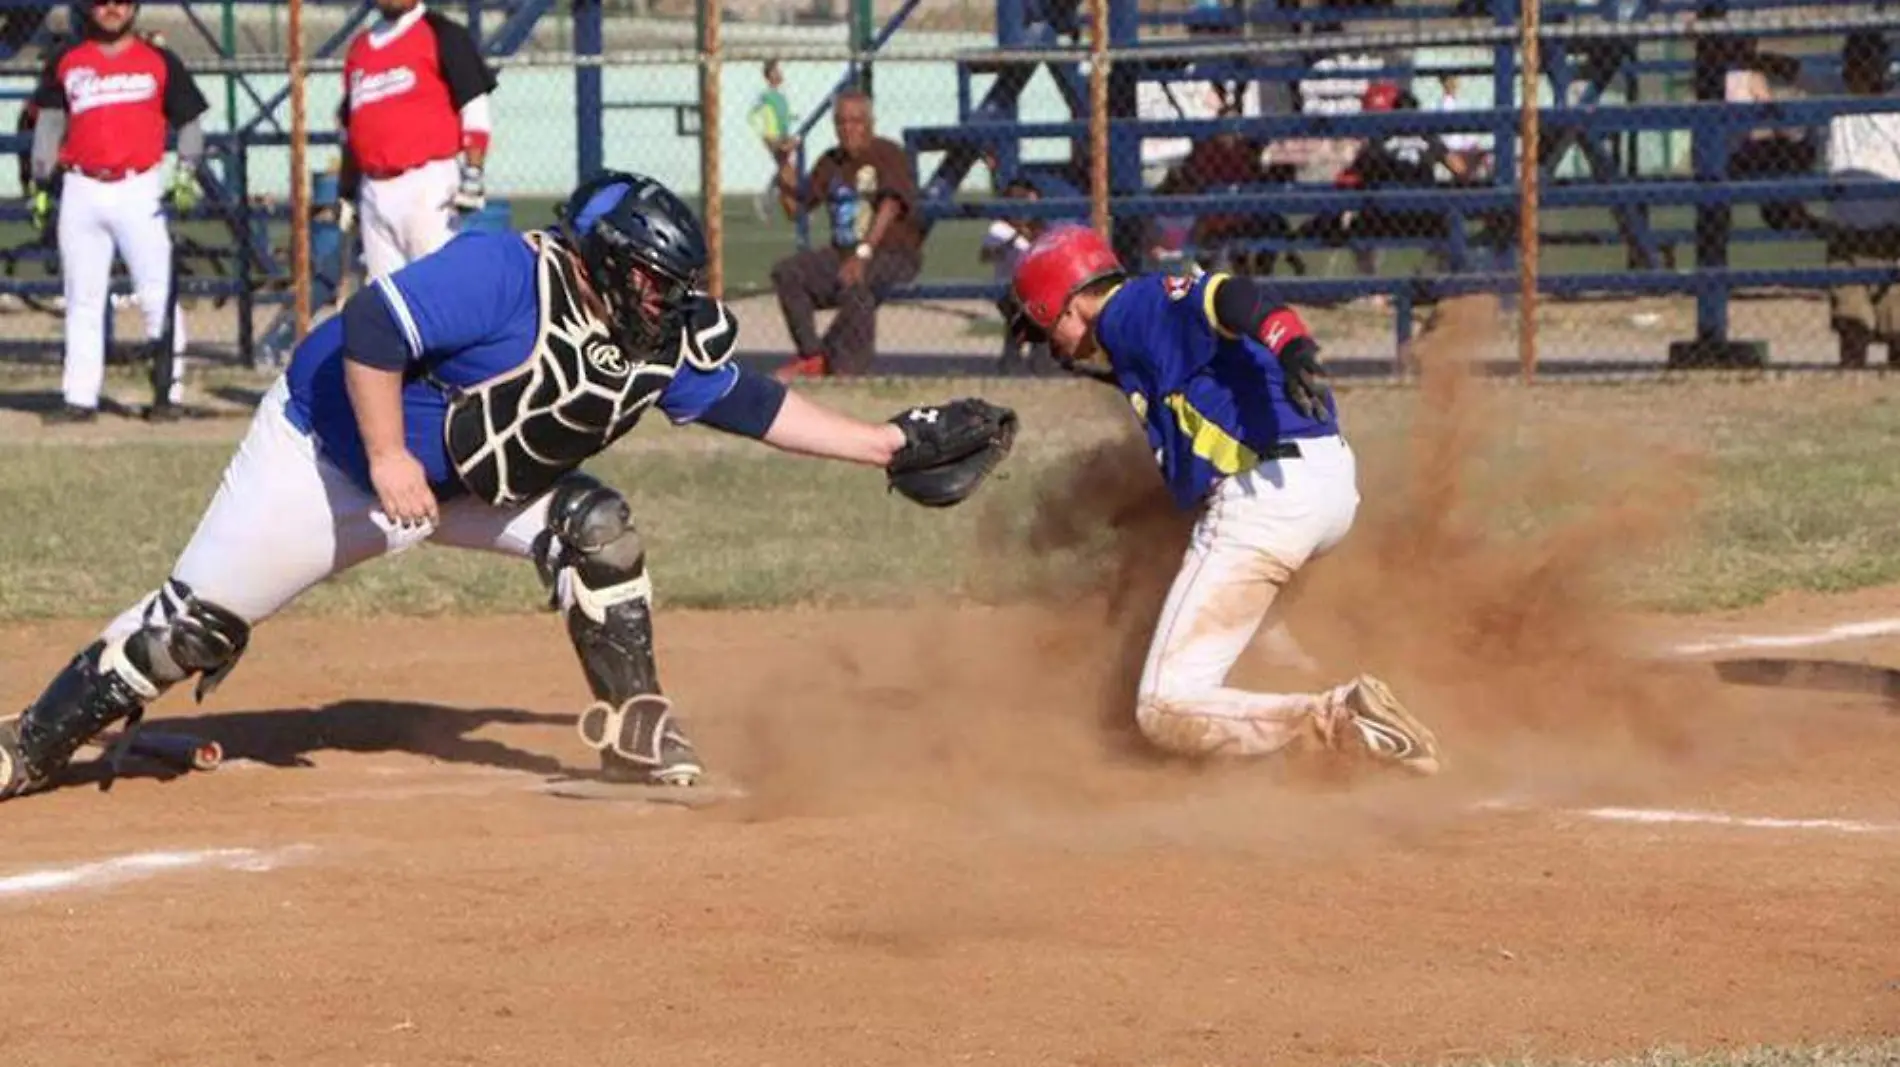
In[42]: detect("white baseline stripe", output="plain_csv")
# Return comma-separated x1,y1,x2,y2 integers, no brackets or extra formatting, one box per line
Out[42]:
1576,807,1900,834
0,846,314,901
1476,798,1900,835
1667,617,1900,657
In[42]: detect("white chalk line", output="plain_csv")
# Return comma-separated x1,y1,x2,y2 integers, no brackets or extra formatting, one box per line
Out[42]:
0,844,316,902
1575,807,1899,834
1477,797,1900,836
1665,616,1900,657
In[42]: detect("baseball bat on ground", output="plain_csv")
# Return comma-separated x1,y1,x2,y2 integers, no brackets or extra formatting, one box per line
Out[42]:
87,728,223,773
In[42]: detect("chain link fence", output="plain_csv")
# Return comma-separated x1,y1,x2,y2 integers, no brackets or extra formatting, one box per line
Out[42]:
0,2,1895,381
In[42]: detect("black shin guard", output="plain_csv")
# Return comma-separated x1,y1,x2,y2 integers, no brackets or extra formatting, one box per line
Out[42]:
538,475,702,786
4,640,150,794
1,584,248,800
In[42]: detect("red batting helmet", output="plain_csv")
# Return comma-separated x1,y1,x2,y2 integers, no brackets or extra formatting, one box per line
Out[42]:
1003,225,1125,342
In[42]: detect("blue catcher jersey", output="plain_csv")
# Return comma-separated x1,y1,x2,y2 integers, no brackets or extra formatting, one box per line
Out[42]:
283,231,738,498
1093,271,1340,510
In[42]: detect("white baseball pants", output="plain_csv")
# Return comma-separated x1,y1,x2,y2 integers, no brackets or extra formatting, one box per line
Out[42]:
1135,434,1362,757
359,158,463,280
58,168,187,410
101,375,551,643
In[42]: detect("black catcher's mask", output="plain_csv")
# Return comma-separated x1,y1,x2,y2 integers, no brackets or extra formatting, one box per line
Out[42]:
556,170,710,352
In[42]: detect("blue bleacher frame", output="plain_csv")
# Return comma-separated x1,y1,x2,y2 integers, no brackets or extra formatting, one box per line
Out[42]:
0,0,554,366
885,0,1900,368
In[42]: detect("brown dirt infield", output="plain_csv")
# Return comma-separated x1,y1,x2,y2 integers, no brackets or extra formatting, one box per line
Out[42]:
2,593,1897,1067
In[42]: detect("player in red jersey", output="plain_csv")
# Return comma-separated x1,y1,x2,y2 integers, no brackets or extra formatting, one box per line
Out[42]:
29,0,207,423
338,0,498,280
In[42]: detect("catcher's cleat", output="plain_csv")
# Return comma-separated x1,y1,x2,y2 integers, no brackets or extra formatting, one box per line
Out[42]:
578,695,704,787
1338,675,1442,776
0,718,31,801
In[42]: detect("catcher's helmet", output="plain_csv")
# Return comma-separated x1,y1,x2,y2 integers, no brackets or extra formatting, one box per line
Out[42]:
557,170,708,350
1003,224,1125,343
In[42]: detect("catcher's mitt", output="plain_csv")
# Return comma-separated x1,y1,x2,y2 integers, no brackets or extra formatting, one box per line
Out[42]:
885,398,1018,508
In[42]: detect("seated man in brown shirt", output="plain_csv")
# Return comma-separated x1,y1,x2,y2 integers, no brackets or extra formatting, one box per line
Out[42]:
769,89,924,379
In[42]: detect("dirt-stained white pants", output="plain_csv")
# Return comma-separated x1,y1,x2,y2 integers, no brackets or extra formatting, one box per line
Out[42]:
1135,434,1361,757
359,157,462,280
101,375,551,642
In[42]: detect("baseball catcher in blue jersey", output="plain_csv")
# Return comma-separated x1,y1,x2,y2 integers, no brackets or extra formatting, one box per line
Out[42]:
1003,225,1441,774
0,170,1016,802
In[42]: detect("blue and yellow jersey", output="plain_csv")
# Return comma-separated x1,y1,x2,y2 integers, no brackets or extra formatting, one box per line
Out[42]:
1093,271,1339,510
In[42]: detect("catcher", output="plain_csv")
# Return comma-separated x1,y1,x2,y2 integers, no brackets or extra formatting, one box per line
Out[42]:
1003,225,1441,774
0,169,1016,802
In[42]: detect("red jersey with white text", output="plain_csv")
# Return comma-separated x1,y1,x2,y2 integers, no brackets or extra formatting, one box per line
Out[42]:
32,37,207,175
340,8,496,177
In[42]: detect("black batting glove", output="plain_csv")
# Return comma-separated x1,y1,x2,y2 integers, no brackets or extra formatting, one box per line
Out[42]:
1278,336,1332,421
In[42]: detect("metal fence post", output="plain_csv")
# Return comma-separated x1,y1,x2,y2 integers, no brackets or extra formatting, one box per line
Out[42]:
1519,0,1541,382
699,0,724,298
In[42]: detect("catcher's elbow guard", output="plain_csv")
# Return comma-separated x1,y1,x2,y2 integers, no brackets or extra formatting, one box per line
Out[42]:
884,398,1019,508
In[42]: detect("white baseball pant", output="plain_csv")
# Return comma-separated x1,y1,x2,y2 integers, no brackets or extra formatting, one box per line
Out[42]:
358,157,463,280
58,168,188,410
1135,434,1363,757
100,375,551,643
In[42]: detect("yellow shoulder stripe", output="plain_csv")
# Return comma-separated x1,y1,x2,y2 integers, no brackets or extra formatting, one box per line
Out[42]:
1200,271,1238,339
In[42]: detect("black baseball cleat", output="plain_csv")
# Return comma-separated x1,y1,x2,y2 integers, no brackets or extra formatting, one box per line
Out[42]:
577,695,704,787
41,404,97,425
143,402,183,423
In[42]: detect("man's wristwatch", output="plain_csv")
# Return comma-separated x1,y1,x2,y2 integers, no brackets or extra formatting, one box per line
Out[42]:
854,242,873,261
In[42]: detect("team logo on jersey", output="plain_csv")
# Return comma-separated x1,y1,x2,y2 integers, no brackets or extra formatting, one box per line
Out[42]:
64,69,159,114
584,339,630,378
349,67,418,109
1162,275,1193,301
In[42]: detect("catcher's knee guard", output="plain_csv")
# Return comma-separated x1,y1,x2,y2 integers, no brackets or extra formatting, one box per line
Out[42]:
534,474,701,787
0,581,248,799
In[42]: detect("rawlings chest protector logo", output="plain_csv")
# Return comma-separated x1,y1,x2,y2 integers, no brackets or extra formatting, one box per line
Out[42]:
584,339,630,378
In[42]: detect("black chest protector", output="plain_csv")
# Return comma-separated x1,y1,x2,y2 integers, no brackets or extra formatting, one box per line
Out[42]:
443,233,682,506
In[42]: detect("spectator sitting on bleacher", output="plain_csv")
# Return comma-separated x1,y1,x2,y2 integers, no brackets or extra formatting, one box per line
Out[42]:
980,176,1056,375
768,88,923,380
1150,91,1302,278
1433,73,1494,184
1301,82,1449,288
1724,37,1820,233
1817,31,1900,367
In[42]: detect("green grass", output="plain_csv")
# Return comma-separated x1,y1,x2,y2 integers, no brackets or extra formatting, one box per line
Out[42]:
0,375,1895,622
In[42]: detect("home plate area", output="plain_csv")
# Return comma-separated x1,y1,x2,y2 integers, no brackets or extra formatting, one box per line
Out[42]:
0,605,1894,1067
